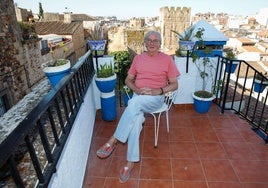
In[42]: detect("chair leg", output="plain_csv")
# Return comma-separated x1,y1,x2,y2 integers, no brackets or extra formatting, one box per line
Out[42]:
151,114,157,148
154,113,162,148
166,111,169,133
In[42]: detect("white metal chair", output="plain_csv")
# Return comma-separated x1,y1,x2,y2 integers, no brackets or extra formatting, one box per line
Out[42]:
149,90,177,148
124,86,177,148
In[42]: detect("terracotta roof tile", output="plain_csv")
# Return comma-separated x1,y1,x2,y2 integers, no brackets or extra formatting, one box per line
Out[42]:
35,21,82,35
243,46,265,54
237,38,256,45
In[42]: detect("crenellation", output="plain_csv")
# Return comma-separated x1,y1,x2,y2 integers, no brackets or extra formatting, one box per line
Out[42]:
159,6,191,54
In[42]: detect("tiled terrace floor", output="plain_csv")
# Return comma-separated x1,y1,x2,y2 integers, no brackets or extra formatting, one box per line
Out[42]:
83,104,268,188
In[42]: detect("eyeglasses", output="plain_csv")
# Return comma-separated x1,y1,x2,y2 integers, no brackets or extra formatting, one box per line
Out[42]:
146,39,159,44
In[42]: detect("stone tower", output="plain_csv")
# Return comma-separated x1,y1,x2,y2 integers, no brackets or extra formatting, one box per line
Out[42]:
159,6,191,54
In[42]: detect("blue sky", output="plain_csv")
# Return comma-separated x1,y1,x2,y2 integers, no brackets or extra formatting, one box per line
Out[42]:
14,0,268,20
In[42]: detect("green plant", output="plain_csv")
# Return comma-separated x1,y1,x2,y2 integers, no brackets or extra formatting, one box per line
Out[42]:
171,27,195,41
191,28,216,98
194,27,205,49
110,51,132,83
255,72,268,81
97,63,114,78
19,21,38,40
48,59,69,67
225,50,236,59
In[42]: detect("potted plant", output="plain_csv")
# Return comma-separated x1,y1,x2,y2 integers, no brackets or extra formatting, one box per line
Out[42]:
224,50,239,73
87,23,106,57
254,72,268,93
191,28,216,113
42,59,71,86
110,51,133,106
95,63,117,93
94,62,117,121
171,26,196,56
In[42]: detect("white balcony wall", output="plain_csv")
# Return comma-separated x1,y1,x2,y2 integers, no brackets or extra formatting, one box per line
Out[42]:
174,56,218,104
48,81,100,188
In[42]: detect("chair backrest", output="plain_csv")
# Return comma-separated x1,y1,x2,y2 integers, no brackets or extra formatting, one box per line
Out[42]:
123,85,132,99
164,90,177,110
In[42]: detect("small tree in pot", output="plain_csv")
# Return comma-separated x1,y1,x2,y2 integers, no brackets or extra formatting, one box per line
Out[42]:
191,28,221,113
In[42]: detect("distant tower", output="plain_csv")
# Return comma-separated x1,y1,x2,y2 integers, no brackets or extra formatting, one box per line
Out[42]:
159,6,191,54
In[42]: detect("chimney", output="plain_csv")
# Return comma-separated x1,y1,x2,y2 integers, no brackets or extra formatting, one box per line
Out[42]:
64,12,72,23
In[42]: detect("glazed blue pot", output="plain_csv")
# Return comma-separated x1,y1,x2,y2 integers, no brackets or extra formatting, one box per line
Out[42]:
101,91,117,121
88,40,106,51
225,62,238,73
95,74,117,93
254,81,267,93
192,93,215,113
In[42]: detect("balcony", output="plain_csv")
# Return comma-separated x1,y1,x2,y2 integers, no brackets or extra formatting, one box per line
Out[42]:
0,51,268,188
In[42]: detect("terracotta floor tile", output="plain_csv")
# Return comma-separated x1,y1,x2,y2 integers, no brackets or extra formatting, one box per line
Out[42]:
107,156,140,179
222,142,257,160
242,182,268,188
209,116,236,130
169,127,194,142
207,181,242,188
170,141,199,159
190,117,213,129
192,129,219,143
143,124,169,142
201,159,239,182
140,158,172,179
85,155,112,177
172,159,205,181
214,128,246,142
231,160,268,182
83,177,105,188
196,142,228,159
173,181,208,188
142,141,171,158
104,178,138,188
139,179,172,188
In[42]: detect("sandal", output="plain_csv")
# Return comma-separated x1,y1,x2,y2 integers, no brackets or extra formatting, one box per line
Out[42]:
118,164,133,183
96,142,116,159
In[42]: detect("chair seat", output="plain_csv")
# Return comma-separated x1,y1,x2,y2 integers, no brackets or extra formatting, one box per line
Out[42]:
151,103,168,114
123,86,177,147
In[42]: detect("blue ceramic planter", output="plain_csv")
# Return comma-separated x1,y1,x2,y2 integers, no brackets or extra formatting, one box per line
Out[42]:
254,81,268,93
123,93,133,106
88,40,106,51
225,62,238,73
95,74,117,93
101,91,117,121
192,93,214,113
45,69,70,86
42,59,71,87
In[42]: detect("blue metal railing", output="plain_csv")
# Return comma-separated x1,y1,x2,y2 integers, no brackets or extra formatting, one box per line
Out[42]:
0,51,94,187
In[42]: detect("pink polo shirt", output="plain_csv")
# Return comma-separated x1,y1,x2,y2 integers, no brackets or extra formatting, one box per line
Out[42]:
128,52,180,89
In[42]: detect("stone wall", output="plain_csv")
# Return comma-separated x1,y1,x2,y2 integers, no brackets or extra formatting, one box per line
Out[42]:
159,6,191,54
0,0,29,106
0,0,57,109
